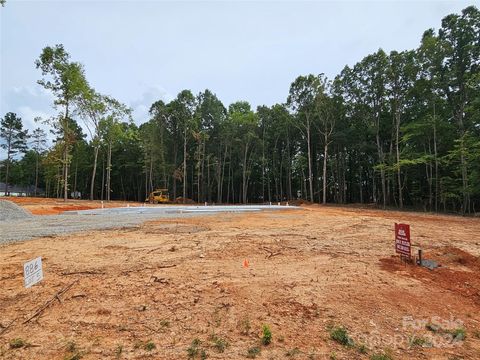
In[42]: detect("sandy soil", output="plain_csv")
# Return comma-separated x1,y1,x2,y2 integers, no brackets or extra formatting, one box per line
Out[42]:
1,201,480,360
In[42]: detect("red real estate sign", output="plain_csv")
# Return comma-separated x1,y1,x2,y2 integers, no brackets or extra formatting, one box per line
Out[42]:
395,223,411,257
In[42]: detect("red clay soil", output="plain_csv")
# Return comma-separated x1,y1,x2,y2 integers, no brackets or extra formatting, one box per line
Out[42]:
5,197,142,215
380,246,480,304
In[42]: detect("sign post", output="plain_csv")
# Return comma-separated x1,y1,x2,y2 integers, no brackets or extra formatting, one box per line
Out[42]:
395,223,411,263
24,257,43,288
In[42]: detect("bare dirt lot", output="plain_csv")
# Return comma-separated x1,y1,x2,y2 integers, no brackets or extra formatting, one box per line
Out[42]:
1,199,480,360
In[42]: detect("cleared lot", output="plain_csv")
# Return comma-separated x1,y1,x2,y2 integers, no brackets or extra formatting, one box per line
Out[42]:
1,199,480,359
0,201,294,243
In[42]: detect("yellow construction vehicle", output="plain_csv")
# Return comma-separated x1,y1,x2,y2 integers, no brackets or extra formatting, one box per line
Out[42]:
146,188,170,204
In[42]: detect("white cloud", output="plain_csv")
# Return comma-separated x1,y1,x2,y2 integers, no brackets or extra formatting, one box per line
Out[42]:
129,85,172,125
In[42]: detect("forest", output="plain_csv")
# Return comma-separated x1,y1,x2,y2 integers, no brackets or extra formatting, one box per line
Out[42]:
1,6,479,214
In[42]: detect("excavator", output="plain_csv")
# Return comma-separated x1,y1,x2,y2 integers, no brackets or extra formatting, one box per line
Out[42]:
145,188,170,204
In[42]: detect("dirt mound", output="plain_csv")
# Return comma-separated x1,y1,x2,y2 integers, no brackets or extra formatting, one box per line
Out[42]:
0,199,33,221
174,197,196,204
380,247,480,303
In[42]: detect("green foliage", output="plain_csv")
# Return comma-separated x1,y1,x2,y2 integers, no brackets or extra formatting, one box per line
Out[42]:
144,340,156,351
261,324,272,345
2,6,478,213
9,338,27,349
447,328,466,341
209,334,228,353
408,335,431,347
329,326,354,347
187,339,207,359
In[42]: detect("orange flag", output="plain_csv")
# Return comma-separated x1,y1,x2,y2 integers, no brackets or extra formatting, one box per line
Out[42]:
243,259,249,268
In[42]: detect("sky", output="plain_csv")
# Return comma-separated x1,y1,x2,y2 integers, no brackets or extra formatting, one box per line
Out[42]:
0,0,478,157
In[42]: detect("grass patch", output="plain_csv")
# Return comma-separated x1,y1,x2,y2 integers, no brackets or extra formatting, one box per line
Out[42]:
408,335,431,348
187,338,207,359
9,338,27,349
210,335,229,353
370,352,393,360
261,324,272,345
144,340,156,351
246,346,261,358
63,340,83,360
447,328,466,341
329,326,354,347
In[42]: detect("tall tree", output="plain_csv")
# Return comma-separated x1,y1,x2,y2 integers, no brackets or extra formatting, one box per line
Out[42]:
437,6,480,213
314,84,336,204
387,50,418,208
98,100,131,201
36,44,89,201
287,74,325,201
0,112,28,195
30,126,48,196
170,90,196,202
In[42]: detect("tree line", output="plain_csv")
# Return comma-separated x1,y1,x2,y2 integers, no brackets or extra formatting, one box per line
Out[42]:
1,6,479,214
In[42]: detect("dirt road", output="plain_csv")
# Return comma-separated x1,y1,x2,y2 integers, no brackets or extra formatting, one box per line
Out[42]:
1,202,479,359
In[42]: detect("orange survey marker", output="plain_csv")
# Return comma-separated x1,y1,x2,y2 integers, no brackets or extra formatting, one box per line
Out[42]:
242,259,249,268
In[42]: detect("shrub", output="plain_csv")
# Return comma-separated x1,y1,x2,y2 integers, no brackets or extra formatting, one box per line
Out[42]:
329,326,354,347
261,325,272,345
9,338,27,349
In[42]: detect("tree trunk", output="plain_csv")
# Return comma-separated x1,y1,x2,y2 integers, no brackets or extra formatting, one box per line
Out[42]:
63,104,70,202
4,133,11,196
433,112,439,213
34,152,39,197
306,119,314,202
323,141,328,204
376,133,387,208
395,111,403,209
242,142,249,203
183,127,187,203
106,142,112,201
90,145,99,200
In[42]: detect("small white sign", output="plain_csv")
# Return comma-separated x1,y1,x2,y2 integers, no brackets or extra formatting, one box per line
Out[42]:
24,257,43,288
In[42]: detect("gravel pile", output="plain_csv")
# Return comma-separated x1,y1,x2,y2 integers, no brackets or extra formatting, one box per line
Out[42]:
0,200,33,221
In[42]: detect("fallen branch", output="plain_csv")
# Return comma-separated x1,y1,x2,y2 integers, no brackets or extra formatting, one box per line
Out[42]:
147,247,163,254
261,247,281,259
0,318,16,336
157,264,176,269
23,280,79,324
61,270,105,276
0,273,22,282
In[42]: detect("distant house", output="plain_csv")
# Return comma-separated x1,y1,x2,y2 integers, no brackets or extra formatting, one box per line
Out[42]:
0,182,44,197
